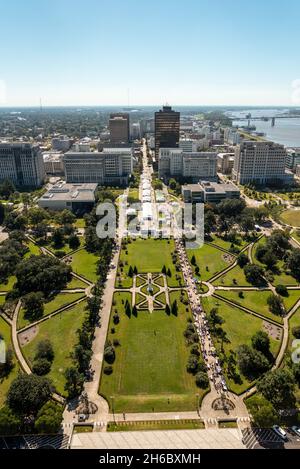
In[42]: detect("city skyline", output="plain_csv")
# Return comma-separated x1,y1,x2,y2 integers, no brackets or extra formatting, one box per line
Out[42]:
1,0,300,107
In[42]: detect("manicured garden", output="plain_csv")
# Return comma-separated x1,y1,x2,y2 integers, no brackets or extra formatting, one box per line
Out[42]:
100,290,207,413
215,290,284,324
22,301,87,396
71,248,99,282
17,292,86,329
279,209,300,227
117,239,184,288
202,296,281,394
187,243,234,282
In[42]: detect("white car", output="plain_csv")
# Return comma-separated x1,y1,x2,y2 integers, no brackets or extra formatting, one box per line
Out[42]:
272,425,288,441
292,426,300,437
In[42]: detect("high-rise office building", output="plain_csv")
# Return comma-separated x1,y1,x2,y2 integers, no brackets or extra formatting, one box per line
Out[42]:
233,141,287,185
0,143,45,187
109,113,130,144
154,105,180,159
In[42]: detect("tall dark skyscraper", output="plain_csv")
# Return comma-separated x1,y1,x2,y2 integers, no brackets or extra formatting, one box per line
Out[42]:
154,105,180,159
109,112,130,144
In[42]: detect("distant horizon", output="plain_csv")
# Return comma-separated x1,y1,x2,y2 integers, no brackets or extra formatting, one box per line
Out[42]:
0,104,299,110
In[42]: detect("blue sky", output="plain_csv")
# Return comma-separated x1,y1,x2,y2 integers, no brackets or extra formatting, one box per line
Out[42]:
0,0,300,106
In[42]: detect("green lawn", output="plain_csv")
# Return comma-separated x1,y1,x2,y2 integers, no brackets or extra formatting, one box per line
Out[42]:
71,249,99,282
202,296,281,394
187,243,234,282
17,292,86,329
100,291,206,413
107,419,205,432
74,218,86,229
207,234,249,252
215,290,284,324
0,317,19,408
25,241,41,258
279,209,300,227
213,264,252,287
22,301,87,396
0,276,16,292
66,276,88,289
0,295,5,306
117,239,184,288
48,236,85,255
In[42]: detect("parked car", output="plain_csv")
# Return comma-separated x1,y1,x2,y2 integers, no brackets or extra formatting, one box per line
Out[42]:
272,425,288,441
291,426,300,437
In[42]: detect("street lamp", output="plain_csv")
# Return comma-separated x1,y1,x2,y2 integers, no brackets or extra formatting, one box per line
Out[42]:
110,395,115,424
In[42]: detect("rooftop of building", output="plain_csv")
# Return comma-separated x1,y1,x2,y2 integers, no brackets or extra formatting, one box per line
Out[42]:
39,182,97,202
182,181,240,193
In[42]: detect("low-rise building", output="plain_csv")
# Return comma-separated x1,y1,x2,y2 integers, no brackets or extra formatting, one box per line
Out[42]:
182,181,240,203
43,152,64,176
217,152,235,174
38,182,97,211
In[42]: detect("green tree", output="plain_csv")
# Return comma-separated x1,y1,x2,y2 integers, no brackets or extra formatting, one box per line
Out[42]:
22,292,44,322
32,358,52,376
68,234,80,250
7,374,52,416
257,369,295,409
243,264,264,286
286,249,300,281
35,339,54,362
64,366,84,399
195,371,209,389
251,331,271,356
267,294,285,316
0,406,21,435
165,304,170,315
237,252,249,268
104,345,116,364
34,401,63,434
247,394,278,427
275,284,288,297
236,344,270,379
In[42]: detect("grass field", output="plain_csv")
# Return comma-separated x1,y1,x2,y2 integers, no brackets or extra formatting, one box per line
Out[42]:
100,290,206,413
66,276,88,289
215,290,284,324
207,234,249,252
0,276,16,292
25,241,41,257
0,317,19,408
48,236,85,255
202,296,281,394
213,264,252,287
107,419,205,432
71,249,99,282
279,209,300,227
187,243,233,282
117,239,184,288
22,301,87,395
17,292,86,329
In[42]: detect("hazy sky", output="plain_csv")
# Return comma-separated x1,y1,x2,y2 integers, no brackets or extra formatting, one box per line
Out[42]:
0,0,300,107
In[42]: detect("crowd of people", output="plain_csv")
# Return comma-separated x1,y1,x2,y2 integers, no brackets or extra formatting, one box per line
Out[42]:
175,238,228,395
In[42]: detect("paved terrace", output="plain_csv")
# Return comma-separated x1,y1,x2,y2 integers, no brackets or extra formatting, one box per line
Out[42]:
71,428,245,449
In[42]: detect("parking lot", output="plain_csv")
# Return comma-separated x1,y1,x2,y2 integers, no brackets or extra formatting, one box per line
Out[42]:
242,428,300,449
